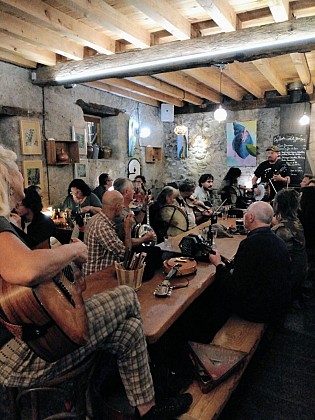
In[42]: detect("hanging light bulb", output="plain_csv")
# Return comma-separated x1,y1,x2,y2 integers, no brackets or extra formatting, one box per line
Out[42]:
214,105,227,122
214,65,227,123
299,112,310,125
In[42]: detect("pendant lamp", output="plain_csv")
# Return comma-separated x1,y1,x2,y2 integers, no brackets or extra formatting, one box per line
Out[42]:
214,66,227,123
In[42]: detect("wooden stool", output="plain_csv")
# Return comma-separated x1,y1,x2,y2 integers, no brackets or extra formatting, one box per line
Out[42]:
5,353,98,420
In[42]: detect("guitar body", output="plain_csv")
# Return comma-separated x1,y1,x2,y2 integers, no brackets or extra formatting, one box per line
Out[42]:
0,266,89,362
163,257,197,277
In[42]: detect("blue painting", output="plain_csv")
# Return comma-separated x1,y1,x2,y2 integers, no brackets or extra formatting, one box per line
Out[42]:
177,133,188,159
226,120,257,167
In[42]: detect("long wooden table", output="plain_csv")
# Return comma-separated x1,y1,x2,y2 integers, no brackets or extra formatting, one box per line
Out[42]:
83,218,244,344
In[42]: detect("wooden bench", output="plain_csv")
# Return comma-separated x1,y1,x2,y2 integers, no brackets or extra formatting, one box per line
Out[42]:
180,315,266,420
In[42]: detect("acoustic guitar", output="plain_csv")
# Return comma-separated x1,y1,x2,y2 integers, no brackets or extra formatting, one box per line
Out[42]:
0,261,89,362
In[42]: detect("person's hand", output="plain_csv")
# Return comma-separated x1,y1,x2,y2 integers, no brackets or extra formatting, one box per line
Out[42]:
70,238,88,266
9,213,22,228
203,209,213,216
142,231,156,243
123,212,134,233
273,174,283,182
209,249,223,267
253,187,260,196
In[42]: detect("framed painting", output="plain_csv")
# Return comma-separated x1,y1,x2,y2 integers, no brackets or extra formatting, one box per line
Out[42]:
22,160,44,190
75,159,89,181
226,120,257,167
72,125,87,155
20,120,42,155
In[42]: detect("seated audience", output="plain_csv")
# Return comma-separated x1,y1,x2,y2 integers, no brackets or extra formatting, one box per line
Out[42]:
300,173,314,188
83,190,133,276
93,173,113,201
0,145,192,420
272,189,308,305
169,201,291,344
11,188,56,247
219,167,249,207
149,186,187,243
62,179,102,217
133,175,148,205
194,174,214,207
27,184,43,197
114,178,156,246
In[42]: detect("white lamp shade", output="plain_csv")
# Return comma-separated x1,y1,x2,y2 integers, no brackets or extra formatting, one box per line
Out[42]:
214,105,227,122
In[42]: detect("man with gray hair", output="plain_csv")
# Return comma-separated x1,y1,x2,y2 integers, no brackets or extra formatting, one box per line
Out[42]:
170,201,291,343
114,177,156,246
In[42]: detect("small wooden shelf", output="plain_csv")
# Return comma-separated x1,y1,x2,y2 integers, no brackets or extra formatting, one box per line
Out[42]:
145,146,162,163
45,140,79,165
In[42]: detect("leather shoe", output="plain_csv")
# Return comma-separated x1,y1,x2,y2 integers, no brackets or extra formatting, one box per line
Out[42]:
140,392,193,419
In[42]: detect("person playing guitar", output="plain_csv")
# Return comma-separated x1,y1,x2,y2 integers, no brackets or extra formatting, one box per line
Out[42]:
252,145,291,202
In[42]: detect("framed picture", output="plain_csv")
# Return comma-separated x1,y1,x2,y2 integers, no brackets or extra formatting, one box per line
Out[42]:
226,120,257,167
22,160,44,190
72,125,87,155
75,159,89,181
20,120,42,155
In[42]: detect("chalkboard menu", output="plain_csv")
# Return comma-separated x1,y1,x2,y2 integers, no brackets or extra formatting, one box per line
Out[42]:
273,133,307,186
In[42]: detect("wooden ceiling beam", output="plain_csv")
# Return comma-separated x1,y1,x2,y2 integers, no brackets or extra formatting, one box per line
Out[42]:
83,81,160,107
195,0,237,32
252,58,287,96
0,48,36,68
224,62,265,98
0,32,56,66
62,0,150,48
290,52,314,94
0,11,83,61
33,16,315,86
268,0,289,22
154,72,220,103
124,0,191,40
128,76,203,105
182,67,244,101
0,0,115,54
104,78,184,107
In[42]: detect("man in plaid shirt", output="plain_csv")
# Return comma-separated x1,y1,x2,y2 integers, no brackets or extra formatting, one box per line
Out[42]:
83,190,133,276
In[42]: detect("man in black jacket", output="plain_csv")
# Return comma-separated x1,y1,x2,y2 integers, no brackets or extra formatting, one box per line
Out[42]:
171,201,291,343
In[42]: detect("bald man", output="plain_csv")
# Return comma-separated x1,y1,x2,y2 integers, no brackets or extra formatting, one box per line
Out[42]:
170,201,291,343
83,190,133,276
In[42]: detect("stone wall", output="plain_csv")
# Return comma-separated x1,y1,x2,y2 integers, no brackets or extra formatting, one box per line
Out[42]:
162,107,280,195
0,60,314,209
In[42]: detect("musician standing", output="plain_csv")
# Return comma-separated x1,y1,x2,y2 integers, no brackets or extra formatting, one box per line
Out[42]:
252,145,290,202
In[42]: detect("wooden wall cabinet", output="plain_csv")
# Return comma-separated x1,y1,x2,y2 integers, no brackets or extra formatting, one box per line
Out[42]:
45,140,80,165
145,146,162,163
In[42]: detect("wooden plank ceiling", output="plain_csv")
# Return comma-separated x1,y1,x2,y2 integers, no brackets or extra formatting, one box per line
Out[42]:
0,0,314,111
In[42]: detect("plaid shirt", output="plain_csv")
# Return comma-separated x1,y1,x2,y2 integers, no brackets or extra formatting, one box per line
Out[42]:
83,211,126,276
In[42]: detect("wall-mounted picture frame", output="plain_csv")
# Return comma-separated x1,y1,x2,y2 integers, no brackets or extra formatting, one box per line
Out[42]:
75,159,89,181
72,125,87,155
22,160,44,191
20,120,42,155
